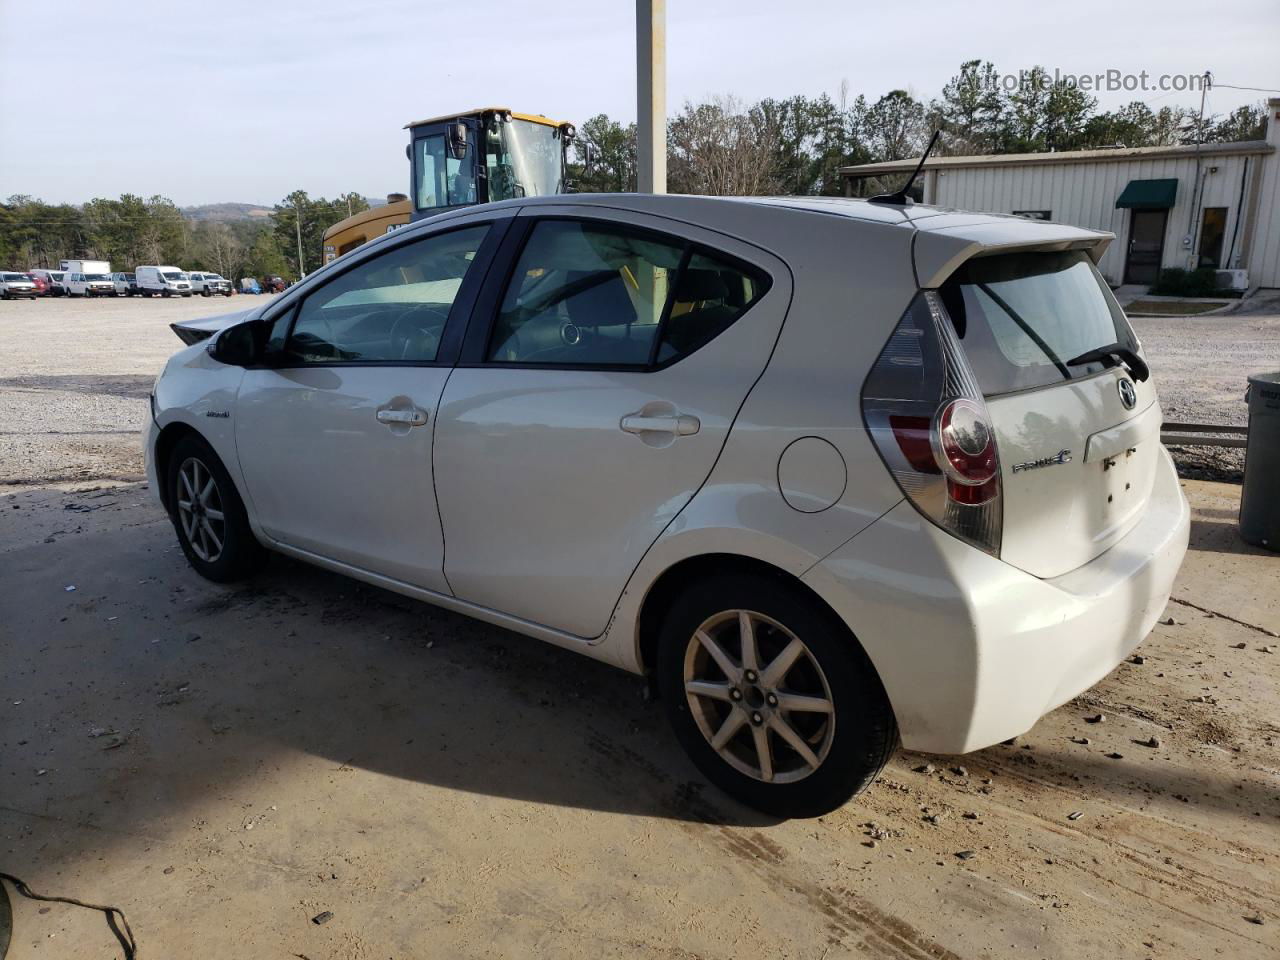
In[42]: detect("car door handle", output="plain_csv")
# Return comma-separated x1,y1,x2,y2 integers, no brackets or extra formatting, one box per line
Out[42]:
620,413,700,436
376,408,428,426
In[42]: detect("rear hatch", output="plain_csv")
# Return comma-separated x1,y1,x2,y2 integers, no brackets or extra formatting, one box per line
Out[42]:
918,224,1159,579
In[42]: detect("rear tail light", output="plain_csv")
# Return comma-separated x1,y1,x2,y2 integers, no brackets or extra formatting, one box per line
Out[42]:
861,290,1002,555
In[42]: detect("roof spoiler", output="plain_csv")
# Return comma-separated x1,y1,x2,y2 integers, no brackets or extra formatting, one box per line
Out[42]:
912,220,1114,289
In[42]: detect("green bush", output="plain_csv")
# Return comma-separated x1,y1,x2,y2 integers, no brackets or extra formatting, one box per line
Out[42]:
1151,266,1223,297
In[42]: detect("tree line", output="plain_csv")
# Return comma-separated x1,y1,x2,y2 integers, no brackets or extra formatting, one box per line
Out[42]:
0,190,368,283
2,59,1267,277
574,61,1268,196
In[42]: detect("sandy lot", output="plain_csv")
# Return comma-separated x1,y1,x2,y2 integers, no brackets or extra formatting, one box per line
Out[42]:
1,295,1278,959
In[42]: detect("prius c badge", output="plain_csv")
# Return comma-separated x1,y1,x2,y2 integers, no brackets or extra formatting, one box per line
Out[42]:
1011,449,1072,473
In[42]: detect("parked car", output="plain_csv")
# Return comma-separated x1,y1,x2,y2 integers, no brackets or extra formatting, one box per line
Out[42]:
261,275,286,293
239,277,262,295
136,265,192,297
28,273,50,296
189,272,233,297
112,272,140,296
1,272,39,299
147,194,1189,817
30,269,67,295
63,271,115,296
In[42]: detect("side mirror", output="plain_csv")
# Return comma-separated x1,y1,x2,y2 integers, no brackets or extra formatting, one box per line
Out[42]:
208,321,265,367
448,122,469,160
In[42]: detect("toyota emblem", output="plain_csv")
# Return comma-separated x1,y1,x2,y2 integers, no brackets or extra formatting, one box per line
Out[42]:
1118,378,1137,409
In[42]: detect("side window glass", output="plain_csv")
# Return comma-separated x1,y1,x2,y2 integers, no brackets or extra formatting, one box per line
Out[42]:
415,135,445,210
415,134,476,211
283,225,489,364
656,252,766,364
488,220,683,366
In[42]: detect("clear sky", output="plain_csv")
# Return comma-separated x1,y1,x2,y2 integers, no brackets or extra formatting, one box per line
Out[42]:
1,0,1276,206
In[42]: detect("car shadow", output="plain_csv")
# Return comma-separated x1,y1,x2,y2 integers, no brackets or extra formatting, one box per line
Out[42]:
2,515,775,833
1188,517,1273,556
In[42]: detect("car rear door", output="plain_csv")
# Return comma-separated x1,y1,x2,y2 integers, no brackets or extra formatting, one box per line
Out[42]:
433,207,792,638
929,242,1162,578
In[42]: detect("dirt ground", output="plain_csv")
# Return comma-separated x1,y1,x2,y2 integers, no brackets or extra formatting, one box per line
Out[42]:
1,296,1279,960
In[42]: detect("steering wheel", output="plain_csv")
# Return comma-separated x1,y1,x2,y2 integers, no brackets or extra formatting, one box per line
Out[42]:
389,304,447,361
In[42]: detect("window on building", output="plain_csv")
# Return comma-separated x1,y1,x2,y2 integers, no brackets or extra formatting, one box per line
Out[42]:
1198,207,1228,269
1012,210,1052,221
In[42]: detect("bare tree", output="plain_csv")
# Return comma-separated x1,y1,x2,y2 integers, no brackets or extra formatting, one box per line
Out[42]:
197,222,247,281
668,96,782,196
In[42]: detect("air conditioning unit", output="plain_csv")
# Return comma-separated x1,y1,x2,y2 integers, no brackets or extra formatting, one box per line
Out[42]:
1214,269,1249,291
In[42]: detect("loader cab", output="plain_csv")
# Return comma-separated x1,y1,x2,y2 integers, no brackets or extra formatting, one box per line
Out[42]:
406,107,573,222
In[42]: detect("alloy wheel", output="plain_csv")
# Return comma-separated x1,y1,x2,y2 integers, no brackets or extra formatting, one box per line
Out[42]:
177,456,226,563
683,609,836,784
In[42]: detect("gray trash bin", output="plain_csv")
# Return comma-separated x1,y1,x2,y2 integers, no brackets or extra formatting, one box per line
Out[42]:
1239,370,1280,551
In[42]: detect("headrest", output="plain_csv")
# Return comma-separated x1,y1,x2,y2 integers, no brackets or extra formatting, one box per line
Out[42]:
677,269,729,302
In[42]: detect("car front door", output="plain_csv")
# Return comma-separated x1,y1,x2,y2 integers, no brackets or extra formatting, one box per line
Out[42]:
234,217,507,593
433,207,792,637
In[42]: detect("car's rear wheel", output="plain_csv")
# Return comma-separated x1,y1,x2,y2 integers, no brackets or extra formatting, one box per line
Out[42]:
166,435,266,582
657,574,898,818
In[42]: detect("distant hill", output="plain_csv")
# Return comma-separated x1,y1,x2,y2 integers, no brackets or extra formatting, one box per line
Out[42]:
181,202,273,222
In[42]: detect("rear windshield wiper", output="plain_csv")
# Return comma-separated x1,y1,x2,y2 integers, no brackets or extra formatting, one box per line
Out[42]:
1066,342,1149,382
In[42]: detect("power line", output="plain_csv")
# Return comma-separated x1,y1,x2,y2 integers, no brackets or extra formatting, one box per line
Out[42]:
1213,83,1280,94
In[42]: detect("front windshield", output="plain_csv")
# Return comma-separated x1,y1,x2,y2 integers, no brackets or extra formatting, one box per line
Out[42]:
50,272,64,281
486,118,563,201
162,271,182,281
2,273,26,281
206,274,224,281
86,274,109,281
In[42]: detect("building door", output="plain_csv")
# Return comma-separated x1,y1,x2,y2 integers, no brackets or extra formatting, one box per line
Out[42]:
1198,207,1228,268
1124,209,1168,285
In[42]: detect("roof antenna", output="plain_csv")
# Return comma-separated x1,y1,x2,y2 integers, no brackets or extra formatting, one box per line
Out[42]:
868,130,941,206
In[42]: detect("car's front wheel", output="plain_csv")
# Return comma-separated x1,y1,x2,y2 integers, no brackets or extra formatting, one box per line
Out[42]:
657,574,898,818
166,434,266,582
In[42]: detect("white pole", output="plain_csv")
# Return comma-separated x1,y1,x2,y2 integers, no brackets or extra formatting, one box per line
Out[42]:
636,0,667,194
295,201,306,279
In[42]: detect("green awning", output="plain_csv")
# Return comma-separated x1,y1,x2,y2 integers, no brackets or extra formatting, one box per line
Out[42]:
1116,178,1178,210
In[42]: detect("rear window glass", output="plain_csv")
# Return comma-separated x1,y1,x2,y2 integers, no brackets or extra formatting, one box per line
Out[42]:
939,251,1137,396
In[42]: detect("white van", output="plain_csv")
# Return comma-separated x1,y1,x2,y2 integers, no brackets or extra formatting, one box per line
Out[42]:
136,265,193,297
63,271,115,297
30,269,67,295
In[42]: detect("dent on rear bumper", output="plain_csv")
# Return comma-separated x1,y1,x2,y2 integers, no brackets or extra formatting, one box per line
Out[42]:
802,446,1190,754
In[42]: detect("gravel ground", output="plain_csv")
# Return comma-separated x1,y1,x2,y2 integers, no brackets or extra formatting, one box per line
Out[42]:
1,294,1278,489
1129,308,1280,481
0,294,274,489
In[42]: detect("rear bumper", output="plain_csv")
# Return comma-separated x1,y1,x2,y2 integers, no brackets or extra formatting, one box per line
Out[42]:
803,446,1190,754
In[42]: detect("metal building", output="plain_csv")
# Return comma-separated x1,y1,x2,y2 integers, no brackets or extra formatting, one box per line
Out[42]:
839,97,1280,290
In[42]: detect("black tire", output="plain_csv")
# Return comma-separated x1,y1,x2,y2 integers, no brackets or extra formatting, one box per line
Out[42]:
657,573,898,818
165,434,266,582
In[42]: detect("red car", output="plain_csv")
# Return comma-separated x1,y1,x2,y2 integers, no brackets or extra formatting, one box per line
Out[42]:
28,273,50,296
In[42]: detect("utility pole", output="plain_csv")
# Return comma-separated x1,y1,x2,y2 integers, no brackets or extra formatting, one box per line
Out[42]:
1185,70,1212,266
294,200,306,279
636,0,667,194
